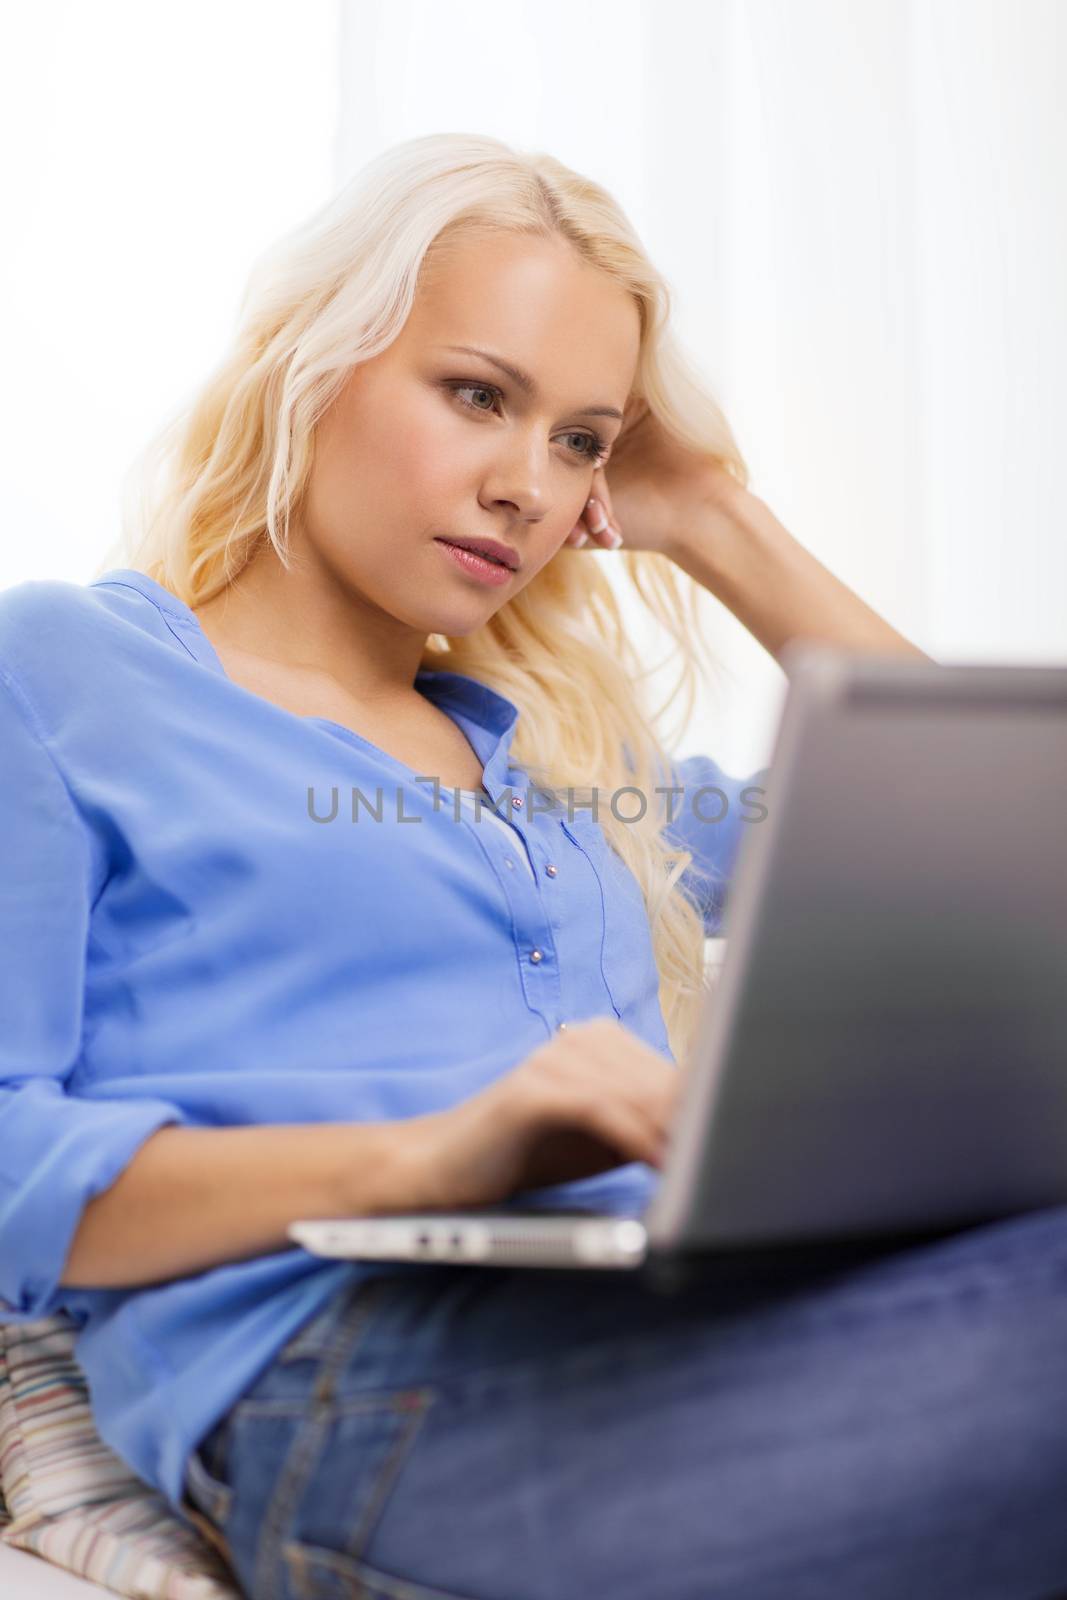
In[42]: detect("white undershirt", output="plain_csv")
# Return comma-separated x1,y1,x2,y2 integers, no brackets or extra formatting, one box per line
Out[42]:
448,786,537,881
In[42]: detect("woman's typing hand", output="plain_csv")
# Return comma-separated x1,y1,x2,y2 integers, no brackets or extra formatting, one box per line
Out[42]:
385,1018,683,1212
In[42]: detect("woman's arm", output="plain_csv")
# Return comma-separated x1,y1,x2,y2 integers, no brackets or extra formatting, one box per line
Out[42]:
60,1119,430,1289
663,475,933,669
61,1018,685,1289
574,412,933,669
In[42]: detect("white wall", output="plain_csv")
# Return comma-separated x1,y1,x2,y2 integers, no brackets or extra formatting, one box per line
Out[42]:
333,0,1067,780
0,0,339,589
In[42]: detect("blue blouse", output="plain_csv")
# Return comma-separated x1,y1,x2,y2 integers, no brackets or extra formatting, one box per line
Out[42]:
0,567,768,1517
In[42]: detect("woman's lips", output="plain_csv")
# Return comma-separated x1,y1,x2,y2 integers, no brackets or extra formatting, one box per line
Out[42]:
435,540,515,587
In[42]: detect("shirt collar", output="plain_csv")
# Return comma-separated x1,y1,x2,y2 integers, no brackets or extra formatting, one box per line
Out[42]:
91,569,526,799
415,668,522,796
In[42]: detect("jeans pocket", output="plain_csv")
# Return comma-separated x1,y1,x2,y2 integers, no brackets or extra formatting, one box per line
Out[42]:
279,1388,484,1600
283,1532,480,1600
180,1426,240,1586
183,1427,235,1530
207,1274,436,1595
274,1386,435,1589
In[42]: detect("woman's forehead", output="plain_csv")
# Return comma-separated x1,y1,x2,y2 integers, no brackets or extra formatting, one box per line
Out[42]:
407,235,641,396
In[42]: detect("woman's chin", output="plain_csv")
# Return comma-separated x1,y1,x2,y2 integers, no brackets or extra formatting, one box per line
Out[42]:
427,609,502,638
420,592,513,634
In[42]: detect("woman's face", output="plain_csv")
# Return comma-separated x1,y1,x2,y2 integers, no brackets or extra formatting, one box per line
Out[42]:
293,230,641,637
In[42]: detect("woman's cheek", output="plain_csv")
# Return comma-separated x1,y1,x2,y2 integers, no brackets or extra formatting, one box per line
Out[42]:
395,399,469,483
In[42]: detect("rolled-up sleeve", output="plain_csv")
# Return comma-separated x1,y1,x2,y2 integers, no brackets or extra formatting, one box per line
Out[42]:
0,666,185,1321
658,753,772,937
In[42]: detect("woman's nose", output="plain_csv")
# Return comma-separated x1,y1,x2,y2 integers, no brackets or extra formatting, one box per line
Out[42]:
479,450,551,522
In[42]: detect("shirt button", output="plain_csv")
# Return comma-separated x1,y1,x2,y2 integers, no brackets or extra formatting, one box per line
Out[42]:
545,864,558,877
504,858,515,870
557,1021,568,1031
529,949,543,963
512,796,523,809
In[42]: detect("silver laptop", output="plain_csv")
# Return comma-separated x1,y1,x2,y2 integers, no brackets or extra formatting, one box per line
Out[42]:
288,643,1067,1288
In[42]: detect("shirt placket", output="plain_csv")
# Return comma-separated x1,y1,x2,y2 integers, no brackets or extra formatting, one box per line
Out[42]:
476,776,570,1036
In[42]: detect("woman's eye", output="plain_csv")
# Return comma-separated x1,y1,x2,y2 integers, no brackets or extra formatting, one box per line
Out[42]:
563,431,609,464
446,382,608,465
448,382,500,414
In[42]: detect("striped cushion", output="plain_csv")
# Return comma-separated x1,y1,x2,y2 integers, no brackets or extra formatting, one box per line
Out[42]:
0,1315,239,1598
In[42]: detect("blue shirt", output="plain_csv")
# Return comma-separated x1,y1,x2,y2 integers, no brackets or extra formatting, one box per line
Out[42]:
0,567,768,1517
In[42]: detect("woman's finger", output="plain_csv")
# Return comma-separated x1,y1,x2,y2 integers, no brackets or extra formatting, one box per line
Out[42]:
585,491,623,548
587,465,624,544
562,469,624,552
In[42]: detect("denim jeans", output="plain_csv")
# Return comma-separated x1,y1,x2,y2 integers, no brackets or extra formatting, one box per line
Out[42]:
180,1203,1067,1600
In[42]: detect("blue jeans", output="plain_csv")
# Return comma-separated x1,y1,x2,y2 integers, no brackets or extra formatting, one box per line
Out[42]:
180,1204,1067,1600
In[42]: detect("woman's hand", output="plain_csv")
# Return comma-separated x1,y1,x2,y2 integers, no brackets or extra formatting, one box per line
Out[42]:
388,1018,685,1212
556,397,935,674
561,398,744,563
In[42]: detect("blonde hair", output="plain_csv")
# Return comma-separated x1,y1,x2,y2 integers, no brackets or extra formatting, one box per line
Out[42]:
98,132,751,1065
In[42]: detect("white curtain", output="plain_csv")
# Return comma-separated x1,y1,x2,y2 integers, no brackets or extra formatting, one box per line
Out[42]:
336,0,1067,776
0,0,339,591
6,2,1062,784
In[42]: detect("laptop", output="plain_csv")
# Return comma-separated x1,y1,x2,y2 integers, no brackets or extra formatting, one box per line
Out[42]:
288,643,1067,1290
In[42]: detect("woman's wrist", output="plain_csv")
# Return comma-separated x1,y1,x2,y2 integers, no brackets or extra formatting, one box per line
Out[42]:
663,471,769,577
667,480,931,666
334,1112,457,1217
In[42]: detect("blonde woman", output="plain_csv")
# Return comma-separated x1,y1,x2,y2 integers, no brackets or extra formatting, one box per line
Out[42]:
2,133,1065,1600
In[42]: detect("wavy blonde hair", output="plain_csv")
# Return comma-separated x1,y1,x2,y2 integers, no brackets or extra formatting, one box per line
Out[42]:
97,132,751,1066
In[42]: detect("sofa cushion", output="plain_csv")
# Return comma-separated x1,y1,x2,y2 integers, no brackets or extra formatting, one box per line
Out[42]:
0,1315,239,1598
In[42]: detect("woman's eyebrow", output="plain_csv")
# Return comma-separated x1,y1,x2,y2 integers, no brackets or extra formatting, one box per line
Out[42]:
439,344,625,421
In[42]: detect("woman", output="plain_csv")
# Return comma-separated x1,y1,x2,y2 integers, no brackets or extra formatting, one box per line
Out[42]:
2,132,1065,1600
